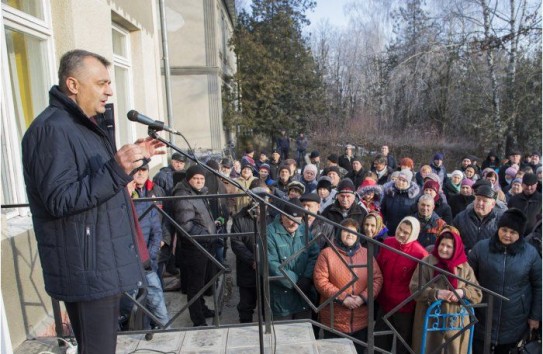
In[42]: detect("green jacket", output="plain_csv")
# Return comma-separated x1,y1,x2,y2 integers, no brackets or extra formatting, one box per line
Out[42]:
267,218,319,317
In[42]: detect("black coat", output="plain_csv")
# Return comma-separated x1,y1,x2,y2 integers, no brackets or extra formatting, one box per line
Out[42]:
448,194,475,218
321,200,367,230
468,235,542,345
345,168,366,189
381,182,420,235
452,204,504,252
508,191,542,236
22,86,145,302
230,206,261,287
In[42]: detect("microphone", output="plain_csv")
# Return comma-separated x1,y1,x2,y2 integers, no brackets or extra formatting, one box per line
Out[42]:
127,110,181,135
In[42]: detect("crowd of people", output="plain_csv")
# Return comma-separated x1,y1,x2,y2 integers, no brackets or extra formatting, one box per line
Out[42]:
22,49,541,354
146,141,542,354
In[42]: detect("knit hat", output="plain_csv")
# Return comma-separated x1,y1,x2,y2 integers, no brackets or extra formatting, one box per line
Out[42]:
326,166,341,176
309,150,320,159
398,169,413,183
220,158,233,168
327,153,339,164
498,208,528,236
171,153,186,162
287,181,305,194
186,164,207,180
423,180,440,195
474,184,496,199
507,149,521,157
433,152,444,161
241,161,255,172
505,166,519,178
337,178,356,194
512,178,523,185
316,176,332,192
522,173,538,186
303,164,318,174
259,163,271,172
390,171,400,180
461,178,475,187
272,148,280,155
283,198,304,219
278,164,291,174
300,193,321,204
206,159,219,171
451,170,463,178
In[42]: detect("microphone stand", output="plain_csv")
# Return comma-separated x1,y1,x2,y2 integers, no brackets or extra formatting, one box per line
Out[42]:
146,126,299,353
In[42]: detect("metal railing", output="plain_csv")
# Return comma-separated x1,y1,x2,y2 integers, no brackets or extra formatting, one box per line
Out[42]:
2,193,507,354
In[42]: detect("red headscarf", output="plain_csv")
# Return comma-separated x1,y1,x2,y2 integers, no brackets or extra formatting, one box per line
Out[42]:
431,227,467,288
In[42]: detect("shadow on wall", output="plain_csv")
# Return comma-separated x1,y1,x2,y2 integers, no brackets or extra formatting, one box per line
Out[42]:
1,226,57,348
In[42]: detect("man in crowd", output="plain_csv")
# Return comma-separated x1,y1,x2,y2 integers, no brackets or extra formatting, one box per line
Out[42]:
449,178,475,218
305,150,322,176
267,199,319,320
338,144,356,172
322,178,367,229
430,152,447,185
173,165,219,326
276,129,290,160
498,149,524,189
346,157,365,188
508,173,542,235
300,193,335,250
269,148,282,180
412,194,446,249
453,184,503,252
372,154,394,185
327,153,348,178
22,49,164,353
381,145,397,170
296,132,309,169
153,152,186,195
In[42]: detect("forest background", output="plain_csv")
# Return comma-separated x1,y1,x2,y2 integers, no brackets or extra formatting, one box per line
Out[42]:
223,0,542,166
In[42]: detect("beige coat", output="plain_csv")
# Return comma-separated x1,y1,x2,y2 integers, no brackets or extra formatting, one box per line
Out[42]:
409,255,482,354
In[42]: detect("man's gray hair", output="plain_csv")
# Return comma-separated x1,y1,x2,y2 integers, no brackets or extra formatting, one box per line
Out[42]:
419,194,435,205
58,49,110,93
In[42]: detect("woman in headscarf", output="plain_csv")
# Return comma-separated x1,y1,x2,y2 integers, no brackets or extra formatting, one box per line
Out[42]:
314,218,383,354
410,226,482,353
375,216,428,354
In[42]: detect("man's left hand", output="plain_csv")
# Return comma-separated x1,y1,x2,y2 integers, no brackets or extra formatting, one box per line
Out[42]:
134,137,166,158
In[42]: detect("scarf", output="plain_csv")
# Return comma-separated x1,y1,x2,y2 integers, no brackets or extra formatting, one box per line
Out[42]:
431,228,467,288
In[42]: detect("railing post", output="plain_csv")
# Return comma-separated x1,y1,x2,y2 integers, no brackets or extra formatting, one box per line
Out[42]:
484,295,494,354
367,241,375,354
259,199,272,334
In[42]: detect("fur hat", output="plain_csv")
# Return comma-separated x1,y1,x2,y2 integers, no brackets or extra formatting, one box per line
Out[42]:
498,208,527,236
316,176,332,191
278,164,291,174
186,164,207,181
337,178,356,194
325,166,341,176
288,181,305,194
309,150,320,159
303,164,318,174
259,163,271,172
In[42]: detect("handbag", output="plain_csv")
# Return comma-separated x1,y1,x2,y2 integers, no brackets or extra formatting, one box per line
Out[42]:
510,329,542,354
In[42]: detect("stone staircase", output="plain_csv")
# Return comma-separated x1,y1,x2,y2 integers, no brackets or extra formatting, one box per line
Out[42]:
116,322,357,354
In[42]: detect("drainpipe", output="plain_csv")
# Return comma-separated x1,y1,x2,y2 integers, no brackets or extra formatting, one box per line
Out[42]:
158,0,174,144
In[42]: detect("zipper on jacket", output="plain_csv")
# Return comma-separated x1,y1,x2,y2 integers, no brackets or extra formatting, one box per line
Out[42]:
84,226,92,270
495,249,507,343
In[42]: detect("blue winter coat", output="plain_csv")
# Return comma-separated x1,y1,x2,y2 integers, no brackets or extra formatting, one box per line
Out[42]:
22,86,145,302
468,235,542,345
381,182,420,235
267,219,319,317
452,204,504,252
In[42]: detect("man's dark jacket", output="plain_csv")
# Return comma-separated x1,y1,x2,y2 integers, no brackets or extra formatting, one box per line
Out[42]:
321,199,367,228
22,86,145,302
508,191,542,235
230,205,259,288
452,204,504,252
448,194,475,218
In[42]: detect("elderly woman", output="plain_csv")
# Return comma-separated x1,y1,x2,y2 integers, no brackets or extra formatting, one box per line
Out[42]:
375,217,428,354
443,170,463,200
361,211,388,256
410,227,482,353
468,209,542,353
382,169,420,235
314,218,383,354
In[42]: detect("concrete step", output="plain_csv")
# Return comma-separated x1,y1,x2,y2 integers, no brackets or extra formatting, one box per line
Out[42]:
116,322,357,353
